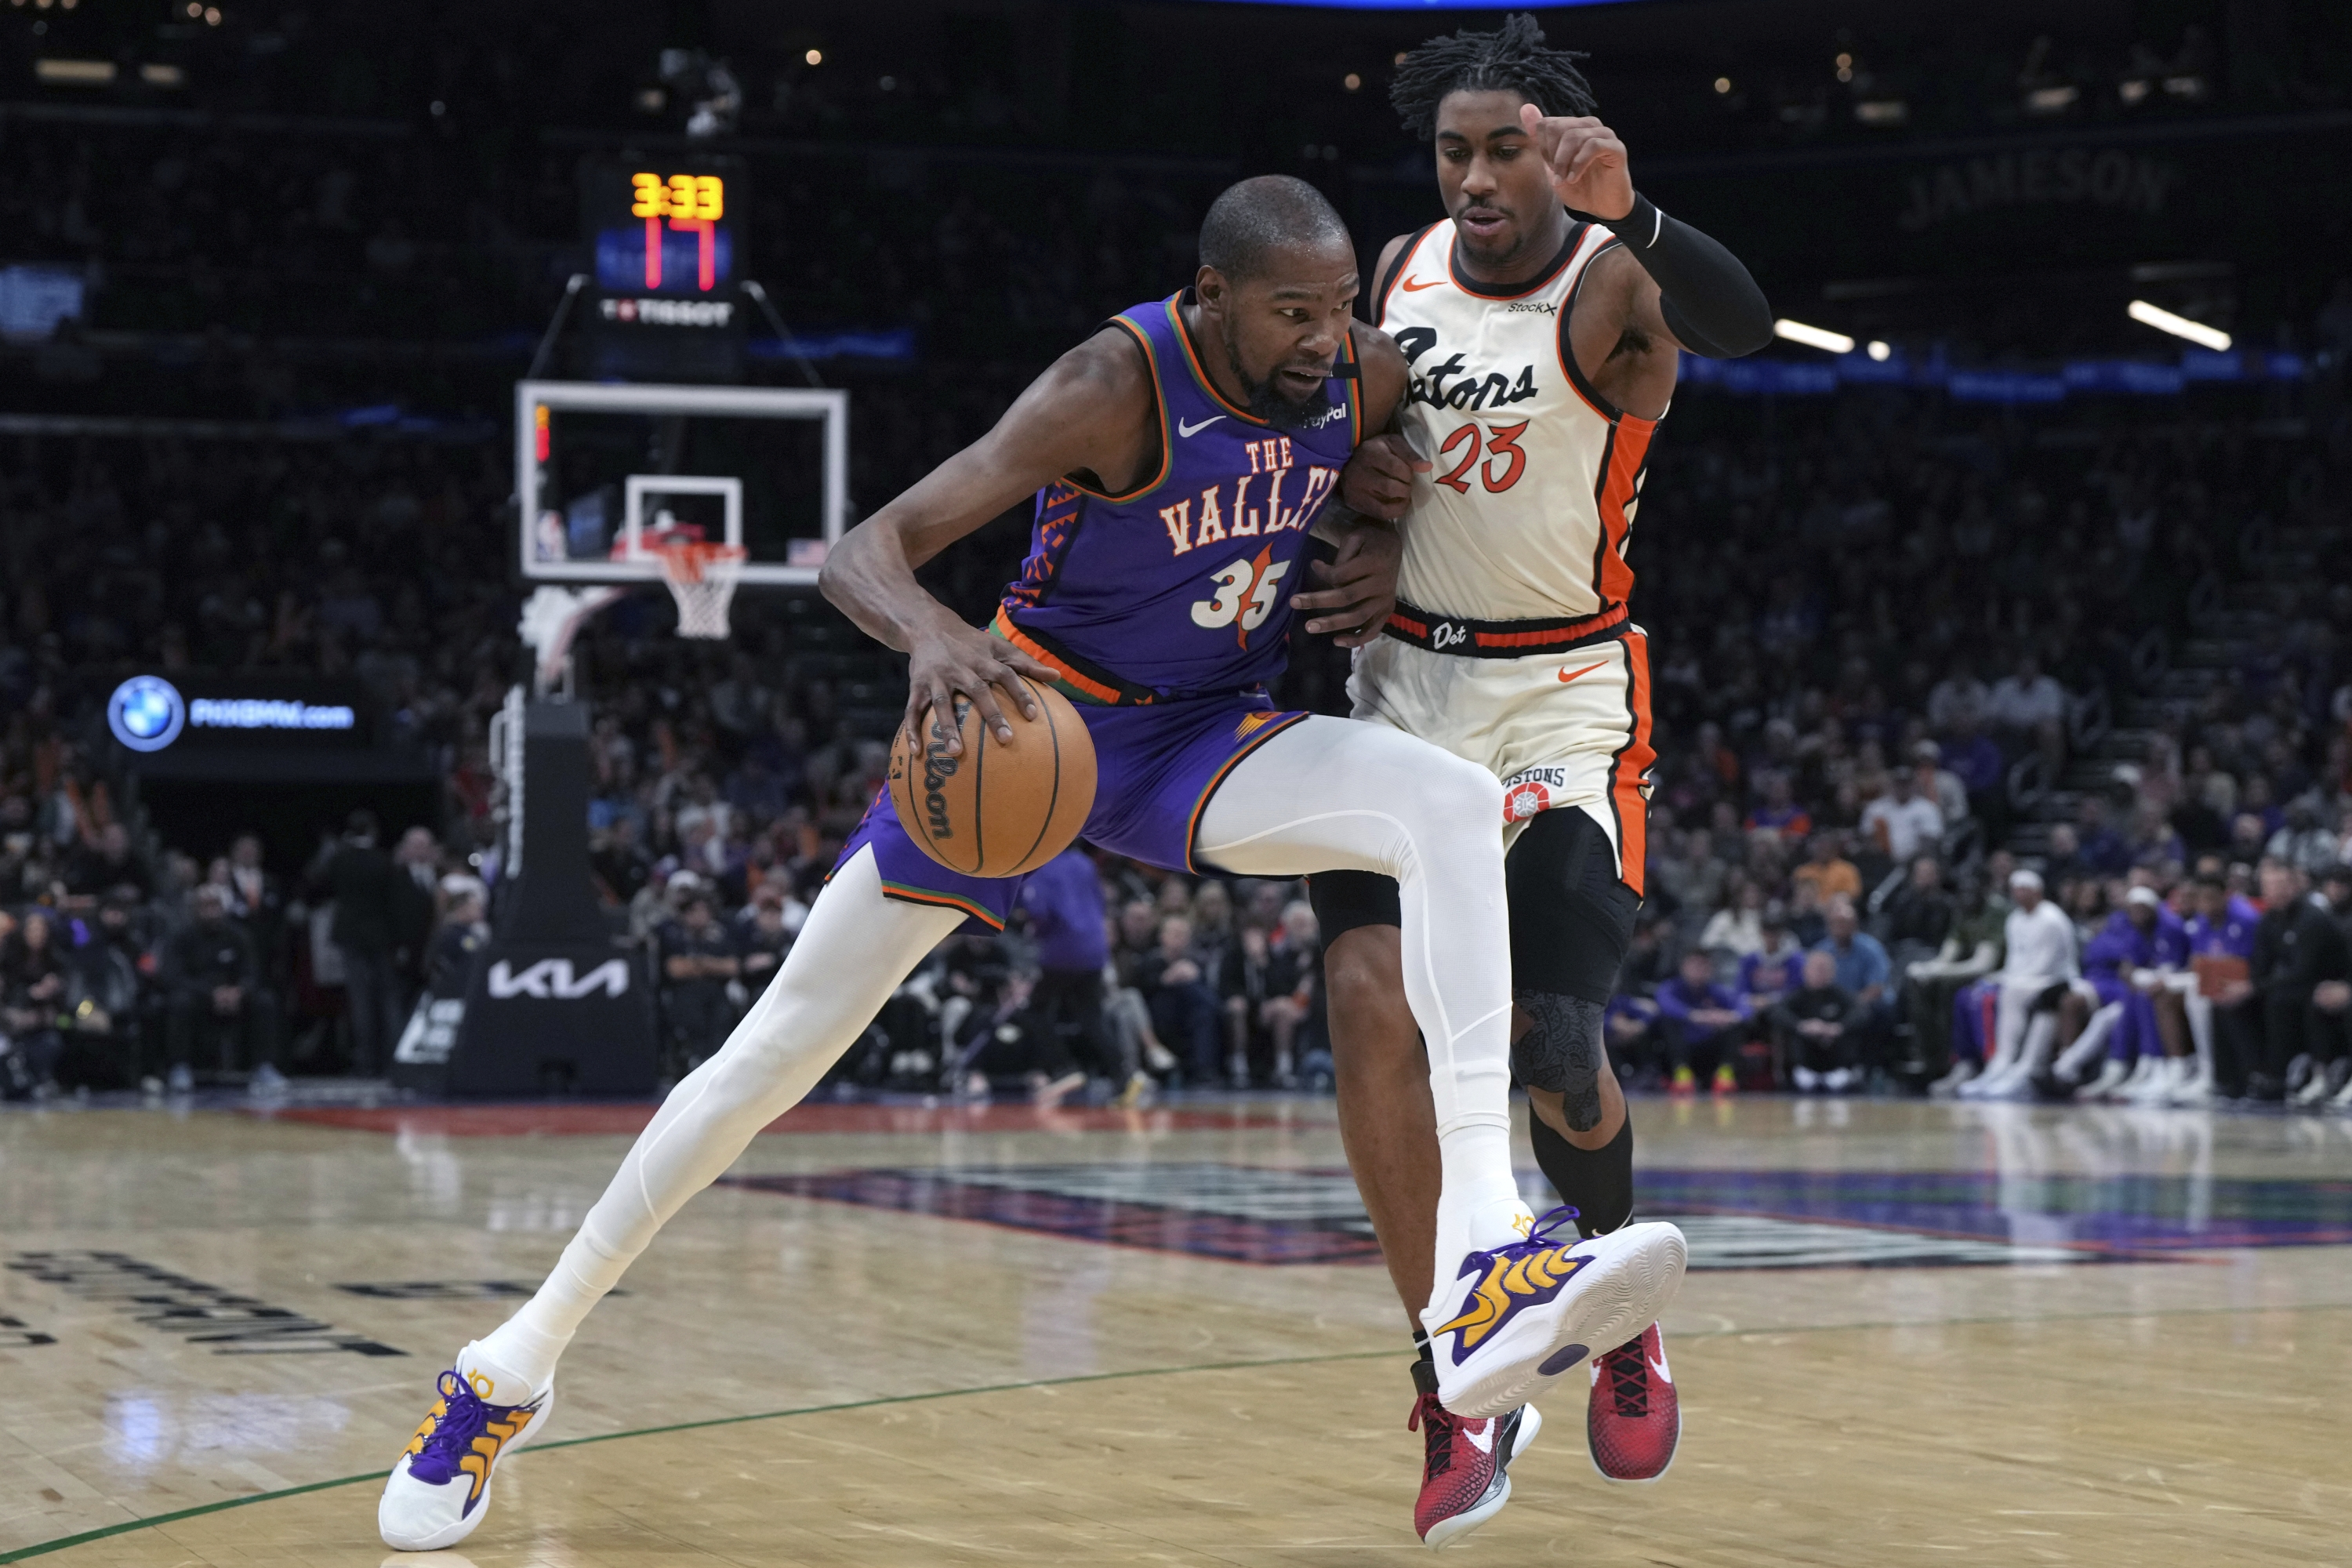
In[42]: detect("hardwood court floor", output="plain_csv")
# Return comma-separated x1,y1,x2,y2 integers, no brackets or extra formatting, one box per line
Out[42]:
4,1094,2349,1566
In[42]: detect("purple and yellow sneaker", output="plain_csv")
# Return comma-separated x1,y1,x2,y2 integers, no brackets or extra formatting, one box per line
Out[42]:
378,1345,553,1552
1423,1207,1686,1421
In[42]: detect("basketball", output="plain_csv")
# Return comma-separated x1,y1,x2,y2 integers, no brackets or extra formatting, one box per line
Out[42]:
889,676,1097,878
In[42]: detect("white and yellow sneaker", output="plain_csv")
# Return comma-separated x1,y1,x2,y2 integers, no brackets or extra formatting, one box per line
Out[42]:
378,1344,553,1552
1424,1209,1687,1421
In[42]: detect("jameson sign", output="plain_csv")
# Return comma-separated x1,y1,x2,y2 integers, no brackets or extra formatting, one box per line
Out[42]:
1896,147,2175,232
1357,119,2347,288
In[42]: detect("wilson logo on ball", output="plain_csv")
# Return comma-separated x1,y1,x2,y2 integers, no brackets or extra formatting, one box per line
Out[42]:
889,673,1098,879
920,707,964,840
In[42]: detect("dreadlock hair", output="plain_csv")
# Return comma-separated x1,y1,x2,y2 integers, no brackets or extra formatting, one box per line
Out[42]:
1388,12,1596,141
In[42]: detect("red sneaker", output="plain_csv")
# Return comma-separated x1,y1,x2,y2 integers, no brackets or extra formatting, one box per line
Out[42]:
1586,1322,1680,1483
1408,1359,1541,1548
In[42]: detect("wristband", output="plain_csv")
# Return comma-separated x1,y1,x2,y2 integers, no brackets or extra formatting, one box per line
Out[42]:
1570,191,1662,247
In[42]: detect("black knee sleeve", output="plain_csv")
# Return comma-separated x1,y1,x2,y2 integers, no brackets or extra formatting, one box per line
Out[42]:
1530,1113,1634,1237
1512,993,1607,1132
1307,869,1402,947
1506,808,1640,1004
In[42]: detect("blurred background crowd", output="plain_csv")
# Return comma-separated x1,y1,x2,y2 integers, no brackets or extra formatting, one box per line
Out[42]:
2,0,2350,1109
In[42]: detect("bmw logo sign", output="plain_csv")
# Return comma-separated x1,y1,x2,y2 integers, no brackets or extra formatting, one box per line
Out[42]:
108,675,186,753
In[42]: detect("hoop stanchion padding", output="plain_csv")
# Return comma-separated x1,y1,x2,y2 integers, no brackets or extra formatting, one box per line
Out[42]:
655,542,748,639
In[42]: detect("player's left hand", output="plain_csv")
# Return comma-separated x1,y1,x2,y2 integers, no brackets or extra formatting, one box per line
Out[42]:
1339,433,1428,521
1292,520,1399,648
1519,105,1633,222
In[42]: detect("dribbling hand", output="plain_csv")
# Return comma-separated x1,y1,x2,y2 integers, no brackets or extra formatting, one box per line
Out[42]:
1291,521,1401,648
1519,104,1634,223
904,619,1058,757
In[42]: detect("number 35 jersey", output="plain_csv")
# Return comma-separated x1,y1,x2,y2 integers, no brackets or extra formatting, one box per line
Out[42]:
1375,219,1657,628
993,291,1361,705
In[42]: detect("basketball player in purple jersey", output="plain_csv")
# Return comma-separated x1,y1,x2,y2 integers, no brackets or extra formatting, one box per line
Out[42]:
1304,16,1771,1544
379,176,1688,1554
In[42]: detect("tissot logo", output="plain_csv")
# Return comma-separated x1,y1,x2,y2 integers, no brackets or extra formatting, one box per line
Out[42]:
487,959,630,1000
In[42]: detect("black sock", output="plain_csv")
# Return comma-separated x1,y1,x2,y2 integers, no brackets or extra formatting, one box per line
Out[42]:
1530,1113,1634,1236
1412,1327,1433,1364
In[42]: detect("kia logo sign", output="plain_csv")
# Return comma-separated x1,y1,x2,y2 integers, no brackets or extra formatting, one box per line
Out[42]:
108,675,187,753
487,958,630,1000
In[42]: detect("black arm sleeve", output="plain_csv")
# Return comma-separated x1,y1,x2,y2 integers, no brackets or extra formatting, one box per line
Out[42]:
1573,193,1773,360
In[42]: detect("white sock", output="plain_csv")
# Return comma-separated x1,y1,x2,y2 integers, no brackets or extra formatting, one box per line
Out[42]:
459,1333,557,1403
1432,1121,1524,1273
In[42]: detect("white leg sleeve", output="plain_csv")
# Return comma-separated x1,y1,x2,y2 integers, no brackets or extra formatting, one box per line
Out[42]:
1194,715,1512,1138
1991,981,2035,1073
2183,989,2215,1069
1193,716,1521,1287
481,846,962,1385
2056,1002,2122,1078
2017,1010,2060,1076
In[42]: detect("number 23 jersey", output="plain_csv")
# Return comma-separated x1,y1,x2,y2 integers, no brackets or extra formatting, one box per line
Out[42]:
1376,219,1656,627
993,291,1361,705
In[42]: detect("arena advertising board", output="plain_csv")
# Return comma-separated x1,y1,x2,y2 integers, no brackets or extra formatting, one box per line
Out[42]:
103,673,376,754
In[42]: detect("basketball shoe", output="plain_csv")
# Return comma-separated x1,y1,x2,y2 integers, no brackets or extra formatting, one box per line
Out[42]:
1586,1322,1680,1483
378,1343,553,1552
1424,1207,1688,1421
1407,1358,1541,1548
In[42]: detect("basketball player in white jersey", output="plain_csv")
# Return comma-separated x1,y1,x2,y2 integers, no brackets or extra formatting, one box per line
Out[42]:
1306,16,1772,1544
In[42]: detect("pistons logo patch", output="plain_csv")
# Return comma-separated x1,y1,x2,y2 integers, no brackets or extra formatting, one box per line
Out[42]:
1504,780,1551,822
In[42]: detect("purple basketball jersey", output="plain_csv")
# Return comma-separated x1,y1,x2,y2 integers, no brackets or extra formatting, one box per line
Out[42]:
993,291,1362,704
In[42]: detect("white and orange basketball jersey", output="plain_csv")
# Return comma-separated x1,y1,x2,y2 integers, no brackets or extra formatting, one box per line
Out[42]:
1349,218,1659,882
1377,217,1655,627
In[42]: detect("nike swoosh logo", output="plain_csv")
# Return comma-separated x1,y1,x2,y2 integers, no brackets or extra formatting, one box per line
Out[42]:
1177,415,1225,437
1464,1421,1495,1454
1558,660,1609,684
1650,1354,1673,1386
1399,277,1444,292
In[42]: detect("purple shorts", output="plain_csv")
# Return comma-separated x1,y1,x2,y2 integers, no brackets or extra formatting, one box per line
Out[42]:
832,695,1308,929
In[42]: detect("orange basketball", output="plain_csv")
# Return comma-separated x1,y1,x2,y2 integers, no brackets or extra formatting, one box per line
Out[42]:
889,675,1097,878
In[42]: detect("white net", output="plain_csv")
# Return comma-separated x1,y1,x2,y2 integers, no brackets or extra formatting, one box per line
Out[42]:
654,543,748,639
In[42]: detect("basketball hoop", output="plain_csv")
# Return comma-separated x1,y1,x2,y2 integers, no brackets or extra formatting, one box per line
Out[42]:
653,541,748,639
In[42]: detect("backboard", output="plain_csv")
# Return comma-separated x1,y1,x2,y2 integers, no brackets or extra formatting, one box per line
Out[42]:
514,379,848,587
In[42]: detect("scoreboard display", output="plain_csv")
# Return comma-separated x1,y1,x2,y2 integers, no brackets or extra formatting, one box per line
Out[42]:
593,168,736,296
579,156,746,376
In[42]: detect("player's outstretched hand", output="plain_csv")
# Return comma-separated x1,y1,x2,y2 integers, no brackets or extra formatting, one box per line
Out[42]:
904,618,1058,755
1338,433,1429,521
1293,521,1400,648
1519,104,1634,223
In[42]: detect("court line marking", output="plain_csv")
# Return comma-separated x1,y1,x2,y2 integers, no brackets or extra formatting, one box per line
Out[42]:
6,1298,2349,1564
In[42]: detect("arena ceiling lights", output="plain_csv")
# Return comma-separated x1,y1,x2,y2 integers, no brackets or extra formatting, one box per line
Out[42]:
1773,318,1855,354
2127,299,2231,352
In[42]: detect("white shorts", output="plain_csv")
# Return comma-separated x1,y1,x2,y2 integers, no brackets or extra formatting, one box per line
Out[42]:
1347,628,1655,887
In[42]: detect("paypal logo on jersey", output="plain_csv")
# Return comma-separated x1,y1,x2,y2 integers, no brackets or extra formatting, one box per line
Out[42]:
107,676,187,753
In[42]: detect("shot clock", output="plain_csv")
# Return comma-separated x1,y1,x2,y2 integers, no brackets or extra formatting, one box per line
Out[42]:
578,156,747,379
583,158,745,299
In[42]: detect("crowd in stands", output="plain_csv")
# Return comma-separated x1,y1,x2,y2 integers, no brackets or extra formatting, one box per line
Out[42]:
6,381,2347,1107
6,60,2352,1109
